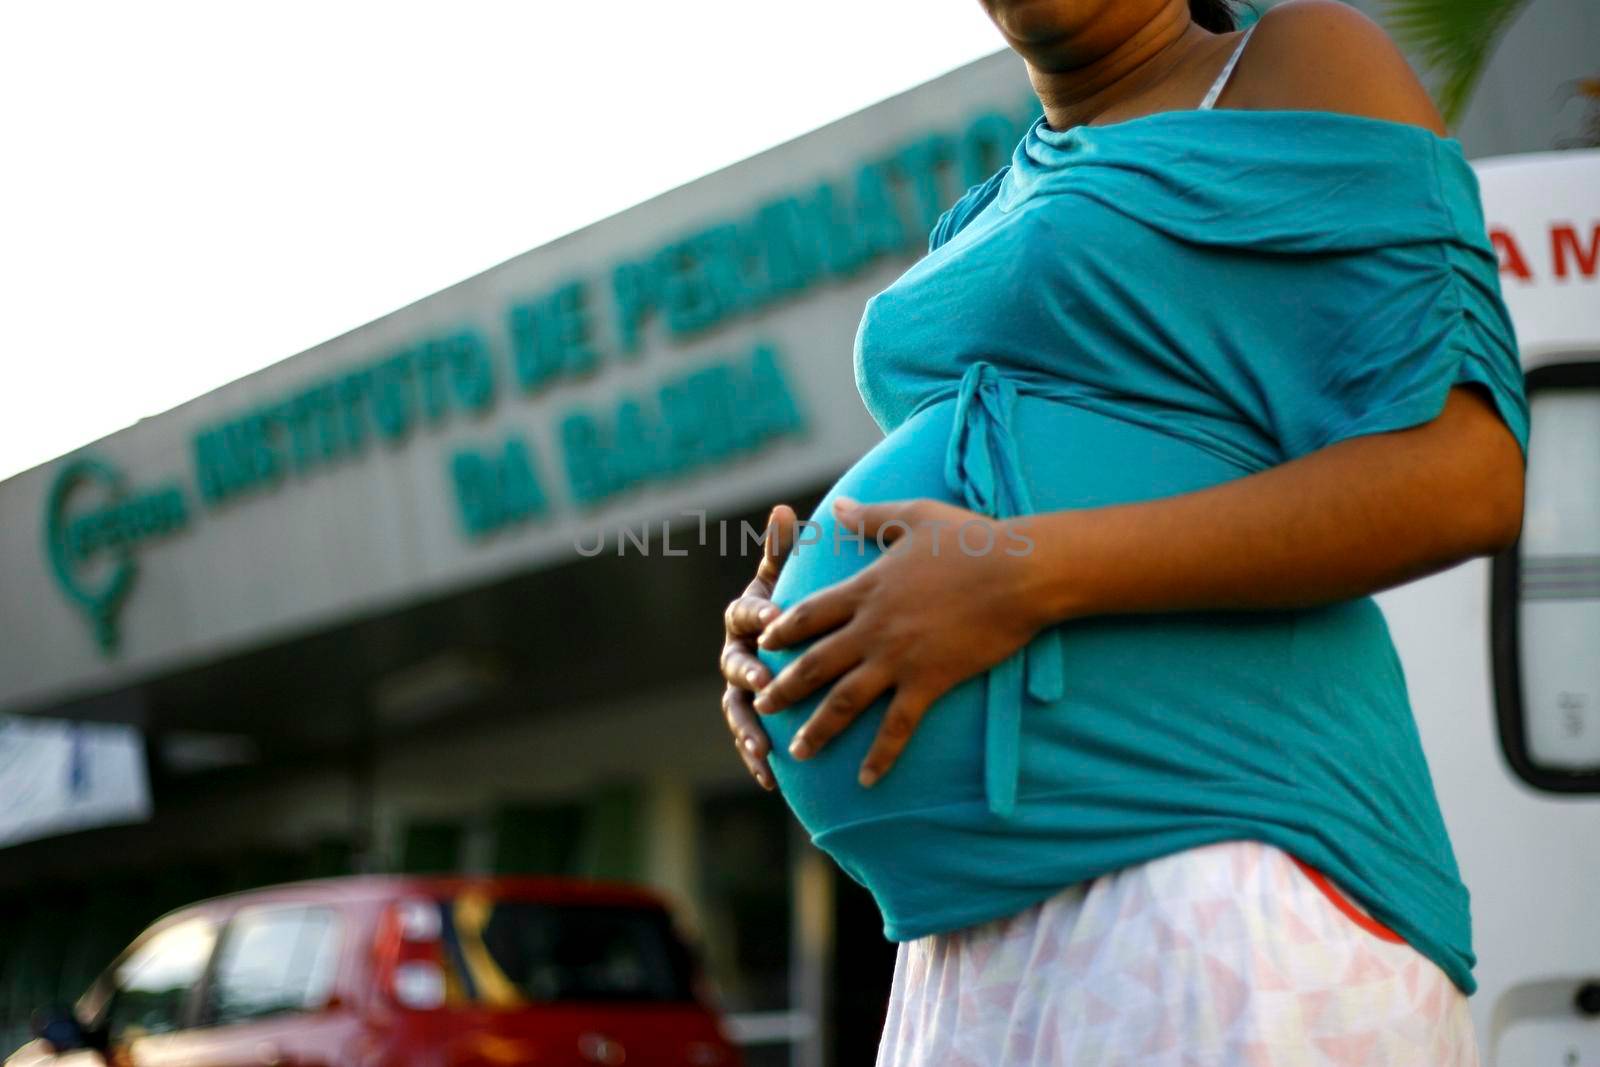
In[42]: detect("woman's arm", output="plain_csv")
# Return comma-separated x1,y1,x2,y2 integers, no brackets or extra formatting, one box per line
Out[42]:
1010,383,1524,623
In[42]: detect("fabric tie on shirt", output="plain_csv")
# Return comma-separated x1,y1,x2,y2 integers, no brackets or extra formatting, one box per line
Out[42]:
943,360,1066,818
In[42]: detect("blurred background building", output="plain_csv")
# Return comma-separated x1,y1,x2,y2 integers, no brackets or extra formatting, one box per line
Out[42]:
1,1,1594,1062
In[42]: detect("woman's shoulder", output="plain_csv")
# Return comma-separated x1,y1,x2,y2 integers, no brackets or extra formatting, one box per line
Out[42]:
927,166,1010,253
1229,0,1448,138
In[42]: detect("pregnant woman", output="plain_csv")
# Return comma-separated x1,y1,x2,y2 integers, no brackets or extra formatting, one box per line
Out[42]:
718,0,1527,1062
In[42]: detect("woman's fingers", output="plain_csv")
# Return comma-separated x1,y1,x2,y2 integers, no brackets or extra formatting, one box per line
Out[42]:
855,686,935,788
723,684,775,790
833,496,921,548
725,594,780,639
723,593,781,690
722,506,793,698
757,577,861,653
720,637,773,691
716,503,799,792
753,504,799,594
787,663,895,762
720,508,794,693
754,623,866,714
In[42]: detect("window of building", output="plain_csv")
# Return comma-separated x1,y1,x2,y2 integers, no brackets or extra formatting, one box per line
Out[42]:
203,906,341,1026
695,788,793,1067
493,801,586,874
103,917,217,1040
400,820,466,873
1493,359,1600,792
490,784,644,881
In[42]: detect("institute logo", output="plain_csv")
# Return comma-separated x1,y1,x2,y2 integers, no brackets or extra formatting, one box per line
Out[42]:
44,457,190,653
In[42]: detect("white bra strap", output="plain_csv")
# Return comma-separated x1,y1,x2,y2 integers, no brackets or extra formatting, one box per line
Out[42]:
1197,23,1257,111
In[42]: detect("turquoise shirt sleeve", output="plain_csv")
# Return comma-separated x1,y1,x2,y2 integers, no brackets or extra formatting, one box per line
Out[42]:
1274,144,1530,465
1287,238,1530,465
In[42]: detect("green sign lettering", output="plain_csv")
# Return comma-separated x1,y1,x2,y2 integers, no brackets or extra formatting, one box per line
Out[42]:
44,457,190,652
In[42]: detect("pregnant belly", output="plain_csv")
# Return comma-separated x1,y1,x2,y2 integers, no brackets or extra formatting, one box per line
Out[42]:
756,390,1277,838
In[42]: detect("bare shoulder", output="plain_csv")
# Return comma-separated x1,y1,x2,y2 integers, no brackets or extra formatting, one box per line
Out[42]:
1230,0,1448,136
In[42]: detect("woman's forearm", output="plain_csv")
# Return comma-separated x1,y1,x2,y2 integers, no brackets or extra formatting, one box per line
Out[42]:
1015,385,1525,622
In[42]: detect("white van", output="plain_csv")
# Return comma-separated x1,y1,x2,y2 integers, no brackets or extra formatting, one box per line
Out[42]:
1382,148,1600,1063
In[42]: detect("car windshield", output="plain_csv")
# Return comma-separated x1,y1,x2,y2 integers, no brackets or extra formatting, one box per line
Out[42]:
442,893,696,1005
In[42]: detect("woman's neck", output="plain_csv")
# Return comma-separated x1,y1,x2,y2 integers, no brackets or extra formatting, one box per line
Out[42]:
1014,8,1220,132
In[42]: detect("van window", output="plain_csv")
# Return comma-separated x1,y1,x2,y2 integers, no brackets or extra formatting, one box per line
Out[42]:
1494,360,1600,791
104,917,217,1040
204,906,341,1025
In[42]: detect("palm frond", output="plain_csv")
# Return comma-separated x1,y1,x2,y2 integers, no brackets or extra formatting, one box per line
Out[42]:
1380,0,1534,125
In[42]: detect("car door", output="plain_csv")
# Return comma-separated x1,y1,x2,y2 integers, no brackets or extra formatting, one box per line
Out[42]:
168,903,354,1067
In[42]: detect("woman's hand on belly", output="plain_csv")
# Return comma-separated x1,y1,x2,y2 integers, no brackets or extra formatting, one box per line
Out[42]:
753,496,1049,788
719,504,800,791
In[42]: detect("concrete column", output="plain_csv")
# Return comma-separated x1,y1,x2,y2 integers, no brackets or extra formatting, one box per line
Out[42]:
790,823,834,1067
641,776,705,941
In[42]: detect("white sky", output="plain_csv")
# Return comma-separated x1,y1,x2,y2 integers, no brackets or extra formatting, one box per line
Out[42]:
0,2,1007,481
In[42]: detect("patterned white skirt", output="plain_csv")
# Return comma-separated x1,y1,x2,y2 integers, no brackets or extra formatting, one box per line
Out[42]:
873,838,1480,1066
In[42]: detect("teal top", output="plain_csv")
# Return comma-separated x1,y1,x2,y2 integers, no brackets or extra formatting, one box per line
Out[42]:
756,109,1529,997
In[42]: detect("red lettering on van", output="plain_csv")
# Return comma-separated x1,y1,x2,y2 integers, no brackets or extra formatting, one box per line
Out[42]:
1551,223,1600,280
1490,228,1532,281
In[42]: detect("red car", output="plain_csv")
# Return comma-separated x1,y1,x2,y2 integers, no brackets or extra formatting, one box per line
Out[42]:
8,875,745,1067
